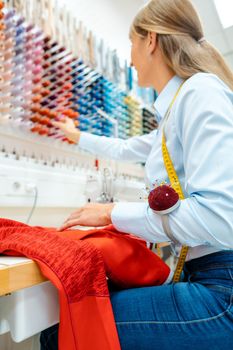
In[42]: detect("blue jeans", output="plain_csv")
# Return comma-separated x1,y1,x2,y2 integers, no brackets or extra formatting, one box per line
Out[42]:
40,251,233,349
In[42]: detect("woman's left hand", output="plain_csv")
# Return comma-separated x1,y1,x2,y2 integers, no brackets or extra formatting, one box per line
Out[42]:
58,203,115,231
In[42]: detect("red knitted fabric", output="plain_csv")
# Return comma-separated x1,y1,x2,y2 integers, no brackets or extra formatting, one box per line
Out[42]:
0,218,108,302
0,219,120,350
0,218,170,349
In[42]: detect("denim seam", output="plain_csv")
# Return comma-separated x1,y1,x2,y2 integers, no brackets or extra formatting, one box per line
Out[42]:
229,268,233,281
187,264,233,273
116,295,233,326
205,285,233,294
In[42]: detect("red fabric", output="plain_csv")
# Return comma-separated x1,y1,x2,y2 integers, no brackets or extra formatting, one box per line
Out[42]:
0,219,170,350
59,225,170,288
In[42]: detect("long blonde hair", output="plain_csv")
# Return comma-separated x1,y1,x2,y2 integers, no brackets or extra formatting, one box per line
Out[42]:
130,0,233,90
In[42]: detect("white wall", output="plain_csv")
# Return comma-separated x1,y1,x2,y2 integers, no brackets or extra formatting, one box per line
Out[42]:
57,0,146,61
192,0,233,68
56,0,233,68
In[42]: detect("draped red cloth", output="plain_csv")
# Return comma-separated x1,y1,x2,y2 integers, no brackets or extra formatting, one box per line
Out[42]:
0,219,170,350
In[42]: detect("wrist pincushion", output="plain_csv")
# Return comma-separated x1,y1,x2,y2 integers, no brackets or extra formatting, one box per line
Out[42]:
148,184,180,215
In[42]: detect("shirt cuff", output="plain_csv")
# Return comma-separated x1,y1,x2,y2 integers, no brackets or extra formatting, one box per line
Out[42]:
78,132,99,152
111,202,168,243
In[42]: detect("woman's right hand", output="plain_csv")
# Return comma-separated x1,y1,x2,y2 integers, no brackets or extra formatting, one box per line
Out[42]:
52,117,81,144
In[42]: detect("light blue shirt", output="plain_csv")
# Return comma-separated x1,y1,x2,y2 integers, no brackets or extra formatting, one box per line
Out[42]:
79,73,233,260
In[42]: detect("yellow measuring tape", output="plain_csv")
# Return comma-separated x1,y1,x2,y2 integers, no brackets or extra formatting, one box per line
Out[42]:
162,133,189,283
161,81,188,283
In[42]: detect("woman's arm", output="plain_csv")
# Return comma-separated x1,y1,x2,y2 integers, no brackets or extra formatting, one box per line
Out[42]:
111,77,233,249
79,130,157,162
53,117,157,163
57,77,233,250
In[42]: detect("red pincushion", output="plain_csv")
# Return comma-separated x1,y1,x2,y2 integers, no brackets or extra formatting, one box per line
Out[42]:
148,184,179,212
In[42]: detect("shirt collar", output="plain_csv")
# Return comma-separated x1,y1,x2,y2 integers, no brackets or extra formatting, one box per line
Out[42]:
154,75,184,123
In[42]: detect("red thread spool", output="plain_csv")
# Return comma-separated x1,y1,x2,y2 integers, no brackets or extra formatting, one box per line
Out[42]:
34,58,42,65
41,89,50,97
38,126,49,135
63,83,72,90
31,125,41,133
49,110,58,119
40,117,52,126
64,92,72,99
62,109,74,118
42,80,50,88
33,76,41,84
43,53,51,60
30,114,41,123
43,62,51,69
40,108,51,116
44,36,51,44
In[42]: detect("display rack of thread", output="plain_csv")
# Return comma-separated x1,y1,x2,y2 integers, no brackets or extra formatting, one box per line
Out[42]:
142,107,158,134
102,79,127,139
0,7,37,124
0,6,72,141
101,79,144,139
30,36,79,141
0,5,145,143
124,96,142,137
71,66,105,136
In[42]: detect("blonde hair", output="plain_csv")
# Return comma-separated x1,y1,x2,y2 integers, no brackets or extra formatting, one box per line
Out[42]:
131,0,233,90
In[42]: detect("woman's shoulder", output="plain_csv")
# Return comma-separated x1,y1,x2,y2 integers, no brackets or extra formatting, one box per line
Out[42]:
174,72,233,112
174,72,233,138
181,72,231,96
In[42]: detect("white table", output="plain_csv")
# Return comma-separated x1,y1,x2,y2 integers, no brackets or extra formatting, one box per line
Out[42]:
0,257,59,343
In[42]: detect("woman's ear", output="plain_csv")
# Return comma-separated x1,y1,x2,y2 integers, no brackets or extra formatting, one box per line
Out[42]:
147,32,157,54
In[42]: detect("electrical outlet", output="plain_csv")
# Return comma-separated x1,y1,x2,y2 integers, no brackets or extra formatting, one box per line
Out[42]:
25,183,37,193
12,181,21,191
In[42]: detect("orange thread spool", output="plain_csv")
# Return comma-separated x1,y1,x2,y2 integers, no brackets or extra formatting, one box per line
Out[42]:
32,86,41,94
40,108,50,116
30,114,41,123
40,117,52,126
49,110,58,119
31,104,41,113
32,95,42,103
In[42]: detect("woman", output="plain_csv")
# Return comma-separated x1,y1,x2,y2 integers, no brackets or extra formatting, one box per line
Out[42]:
40,0,233,349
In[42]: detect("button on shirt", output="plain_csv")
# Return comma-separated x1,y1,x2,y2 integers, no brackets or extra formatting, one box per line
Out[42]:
79,73,233,261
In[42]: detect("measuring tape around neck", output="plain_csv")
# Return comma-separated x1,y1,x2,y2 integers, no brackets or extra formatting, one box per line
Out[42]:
162,133,189,283
161,80,188,283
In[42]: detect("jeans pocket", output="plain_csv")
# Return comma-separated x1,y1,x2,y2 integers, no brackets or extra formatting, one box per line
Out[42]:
191,267,233,285
189,268,233,306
